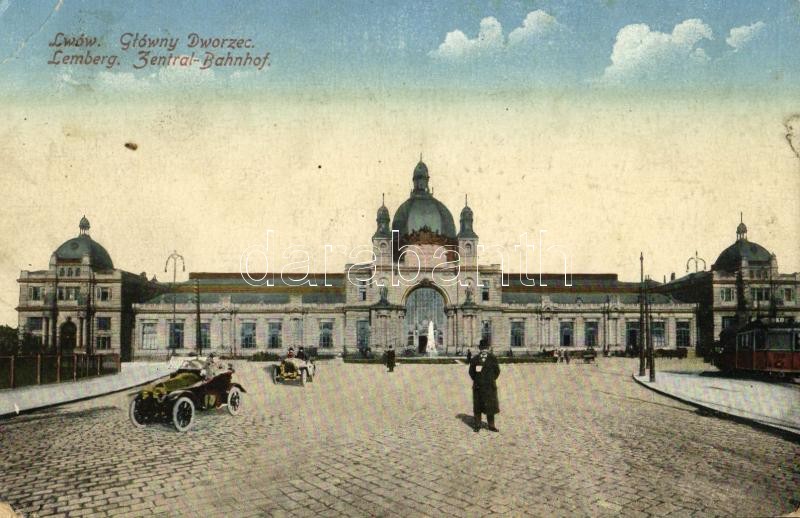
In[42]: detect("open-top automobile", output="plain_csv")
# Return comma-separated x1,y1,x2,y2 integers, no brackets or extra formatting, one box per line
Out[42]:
271,356,316,385
129,356,246,432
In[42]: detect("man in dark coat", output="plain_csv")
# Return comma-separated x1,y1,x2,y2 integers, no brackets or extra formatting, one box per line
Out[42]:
468,339,500,432
386,345,396,372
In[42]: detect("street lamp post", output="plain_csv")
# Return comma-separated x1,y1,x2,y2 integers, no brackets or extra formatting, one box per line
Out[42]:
603,294,610,357
638,253,646,377
164,251,185,354
685,250,707,273
646,276,656,382
85,270,96,356
194,279,202,356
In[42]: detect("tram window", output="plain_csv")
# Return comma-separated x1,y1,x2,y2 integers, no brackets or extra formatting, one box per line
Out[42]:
755,331,766,350
795,333,800,351
769,332,792,351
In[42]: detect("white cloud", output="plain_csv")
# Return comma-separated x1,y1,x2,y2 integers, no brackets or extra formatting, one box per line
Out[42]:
429,11,560,61
601,19,713,83
508,10,559,47
726,21,765,51
429,16,503,60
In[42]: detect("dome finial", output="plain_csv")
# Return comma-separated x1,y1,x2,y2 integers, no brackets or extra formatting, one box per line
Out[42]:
736,213,747,241
465,194,468,207
412,159,430,193
79,215,90,236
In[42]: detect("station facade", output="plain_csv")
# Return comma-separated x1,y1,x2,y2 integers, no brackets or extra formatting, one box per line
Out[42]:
21,161,796,360
130,161,696,358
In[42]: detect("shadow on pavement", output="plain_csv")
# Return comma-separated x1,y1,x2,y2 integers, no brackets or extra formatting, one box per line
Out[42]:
456,413,482,430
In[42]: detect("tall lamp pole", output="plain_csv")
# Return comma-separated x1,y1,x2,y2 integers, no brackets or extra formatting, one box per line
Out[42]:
603,294,610,357
686,251,706,273
194,279,202,356
164,251,185,353
646,275,656,382
638,253,646,377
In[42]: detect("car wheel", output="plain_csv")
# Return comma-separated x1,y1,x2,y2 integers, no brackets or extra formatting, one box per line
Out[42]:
172,396,195,432
129,397,147,428
227,387,242,416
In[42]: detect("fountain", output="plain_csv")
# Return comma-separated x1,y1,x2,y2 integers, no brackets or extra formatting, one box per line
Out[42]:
427,321,437,356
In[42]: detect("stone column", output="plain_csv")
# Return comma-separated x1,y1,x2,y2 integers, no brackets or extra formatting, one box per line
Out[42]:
668,316,677,348
44,318,50,348
78,317,84,350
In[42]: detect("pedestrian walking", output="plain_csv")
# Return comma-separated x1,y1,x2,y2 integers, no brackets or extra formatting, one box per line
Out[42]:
468,339,500,432
386,345,396,372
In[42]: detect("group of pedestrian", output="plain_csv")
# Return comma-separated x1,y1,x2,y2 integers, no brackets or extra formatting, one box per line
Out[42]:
556,349,571,363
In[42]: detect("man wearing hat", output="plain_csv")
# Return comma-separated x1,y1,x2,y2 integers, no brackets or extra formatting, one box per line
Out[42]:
385,344,396,372
468,338,500,432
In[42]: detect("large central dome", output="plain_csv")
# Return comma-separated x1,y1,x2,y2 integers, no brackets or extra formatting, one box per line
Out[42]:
391,161,457,242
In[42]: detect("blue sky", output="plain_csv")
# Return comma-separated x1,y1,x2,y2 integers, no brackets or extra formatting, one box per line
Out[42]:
1,0,798,96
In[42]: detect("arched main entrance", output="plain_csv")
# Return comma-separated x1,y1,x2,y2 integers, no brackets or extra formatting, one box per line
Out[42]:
404,287,446,353
60,320,77,352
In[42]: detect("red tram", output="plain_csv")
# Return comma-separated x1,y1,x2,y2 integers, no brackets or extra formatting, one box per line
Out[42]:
713,319,800,377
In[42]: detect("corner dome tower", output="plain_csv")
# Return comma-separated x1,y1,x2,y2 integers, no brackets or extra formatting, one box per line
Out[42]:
53,216,114,270
458,195,478,239
373,195,391,239
712,215,771,272
391,160,457,245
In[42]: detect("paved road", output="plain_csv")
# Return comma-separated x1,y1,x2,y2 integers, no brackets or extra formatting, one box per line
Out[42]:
1,358,798,517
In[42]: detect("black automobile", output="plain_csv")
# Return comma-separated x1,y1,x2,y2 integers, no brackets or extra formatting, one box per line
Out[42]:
129,357,246,432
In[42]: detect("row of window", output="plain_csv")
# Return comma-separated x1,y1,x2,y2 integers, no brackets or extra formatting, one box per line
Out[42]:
140,321,335,350
736,330,800,351
354,282,492,302
720,287,794,303
58,267,82,277
25,317,112,350
501,320,691,348
26,316,111,332
27,286,113,302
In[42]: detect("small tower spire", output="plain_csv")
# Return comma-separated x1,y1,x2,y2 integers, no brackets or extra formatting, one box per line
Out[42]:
79,215,91,236
736,213,748,241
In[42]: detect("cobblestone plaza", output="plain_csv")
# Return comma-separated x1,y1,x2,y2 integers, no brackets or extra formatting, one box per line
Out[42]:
1,358,798,517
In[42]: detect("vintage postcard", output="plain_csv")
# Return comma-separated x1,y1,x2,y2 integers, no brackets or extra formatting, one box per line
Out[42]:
0,1,798,517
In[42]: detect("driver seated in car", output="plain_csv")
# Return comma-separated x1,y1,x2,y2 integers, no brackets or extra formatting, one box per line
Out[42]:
202,353,224,379
282,347,302,374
